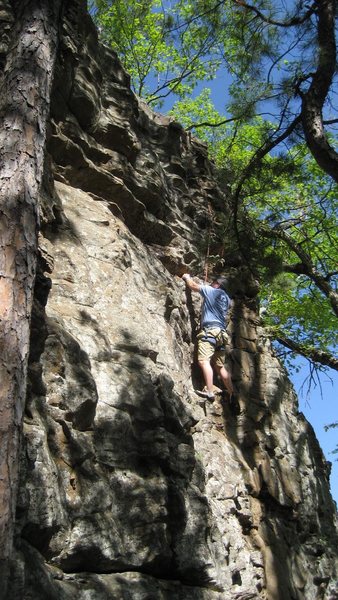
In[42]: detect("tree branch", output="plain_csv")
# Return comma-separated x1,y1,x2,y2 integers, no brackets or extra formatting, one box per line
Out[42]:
233,113,302,206
186,115,240,130
282,262,307,275
262,224,338,317
233,0,316,27
300,0,338,182
276,335,338,371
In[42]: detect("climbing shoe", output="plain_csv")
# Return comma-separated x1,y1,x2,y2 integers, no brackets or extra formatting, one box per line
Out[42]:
195,389,215,401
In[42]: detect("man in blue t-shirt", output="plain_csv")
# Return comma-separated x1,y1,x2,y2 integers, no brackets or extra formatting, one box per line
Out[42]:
182,273,233,401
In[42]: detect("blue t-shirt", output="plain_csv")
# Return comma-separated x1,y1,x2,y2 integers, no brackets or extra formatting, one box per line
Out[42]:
200,284,230,330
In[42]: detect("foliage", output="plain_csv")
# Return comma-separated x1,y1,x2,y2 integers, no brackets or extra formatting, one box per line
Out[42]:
92,0,221,105
324,422,338,459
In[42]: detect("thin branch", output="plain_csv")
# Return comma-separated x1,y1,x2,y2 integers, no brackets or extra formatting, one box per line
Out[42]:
148,32,217,103
326,270,338,281
233,0,317,28
164,0,227,35
233,112,302,205
186,115,241,131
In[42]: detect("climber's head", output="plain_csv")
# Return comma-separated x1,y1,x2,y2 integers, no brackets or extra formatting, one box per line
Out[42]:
211,276,228,291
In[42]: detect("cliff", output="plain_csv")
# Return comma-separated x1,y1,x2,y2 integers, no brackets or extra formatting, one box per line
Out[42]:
4,1,338,598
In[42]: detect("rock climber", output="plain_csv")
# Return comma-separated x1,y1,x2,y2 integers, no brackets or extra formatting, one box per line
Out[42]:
182,273,233,401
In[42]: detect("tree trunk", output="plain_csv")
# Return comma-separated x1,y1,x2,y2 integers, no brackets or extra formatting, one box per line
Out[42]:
0,0,62,590
301,0,338,182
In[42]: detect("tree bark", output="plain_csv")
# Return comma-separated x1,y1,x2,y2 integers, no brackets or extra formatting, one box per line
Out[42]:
0,0,62,590
301,0,338,182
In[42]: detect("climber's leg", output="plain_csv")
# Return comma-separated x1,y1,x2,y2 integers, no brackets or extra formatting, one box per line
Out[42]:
198,359,214,395
196,334,216,398
214,363,233,396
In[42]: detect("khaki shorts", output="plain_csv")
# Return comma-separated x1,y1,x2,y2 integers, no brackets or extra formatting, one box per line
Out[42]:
197,328,229,367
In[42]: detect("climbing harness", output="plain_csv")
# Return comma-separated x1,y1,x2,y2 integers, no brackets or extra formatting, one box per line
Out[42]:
197,327,229,350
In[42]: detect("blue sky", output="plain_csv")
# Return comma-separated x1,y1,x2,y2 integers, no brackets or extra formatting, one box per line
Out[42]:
292,365,338,506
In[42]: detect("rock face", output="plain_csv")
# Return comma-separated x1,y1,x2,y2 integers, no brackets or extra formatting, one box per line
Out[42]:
6,1,338,599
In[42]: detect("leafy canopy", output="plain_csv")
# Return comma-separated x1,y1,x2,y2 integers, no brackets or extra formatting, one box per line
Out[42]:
92,0,222,104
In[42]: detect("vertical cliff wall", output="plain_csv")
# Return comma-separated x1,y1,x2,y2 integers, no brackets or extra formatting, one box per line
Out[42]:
5,1,338,599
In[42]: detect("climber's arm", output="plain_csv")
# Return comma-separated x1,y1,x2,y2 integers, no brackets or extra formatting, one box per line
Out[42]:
182,273,201,293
